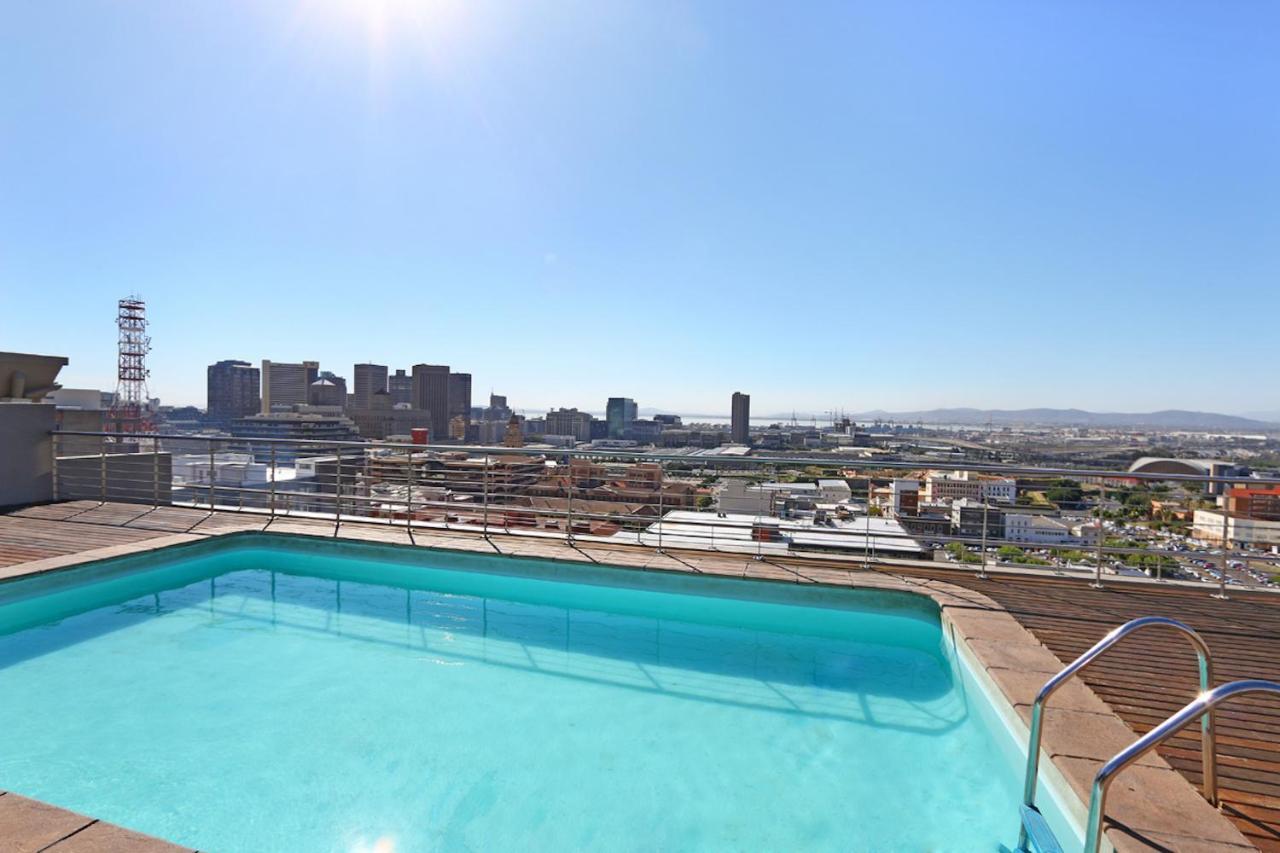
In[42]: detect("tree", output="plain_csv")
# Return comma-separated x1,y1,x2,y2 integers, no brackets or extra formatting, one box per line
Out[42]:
1045,478,1084,506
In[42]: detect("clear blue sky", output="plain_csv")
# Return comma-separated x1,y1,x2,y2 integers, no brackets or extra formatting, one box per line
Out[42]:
2,1,1276,415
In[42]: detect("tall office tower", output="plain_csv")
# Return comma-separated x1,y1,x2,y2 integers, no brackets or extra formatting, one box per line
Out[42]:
448,372,472,428
207,360,260,422
388,369,413,406
261,360,319,413
411,364,450,438
485,393,512,422
605,397,638,439
352,363,388,411
731,391,751,444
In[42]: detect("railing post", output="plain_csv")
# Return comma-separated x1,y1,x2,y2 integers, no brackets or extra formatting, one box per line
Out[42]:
482,454,490,538
1213,508,1230,600
863,476,872,569
334,447,343,520
753,465,767,562
50,432,60,502
405,449,415,532
207,440,215,511
656,462,665,554
269,444,277,518
99,438,107,504
152,443,160,508
566,458,575,545
1091,502,1105,589
978,501,990,580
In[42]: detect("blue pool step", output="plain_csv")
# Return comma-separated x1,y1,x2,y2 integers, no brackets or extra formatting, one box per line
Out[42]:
1019,804,1064,853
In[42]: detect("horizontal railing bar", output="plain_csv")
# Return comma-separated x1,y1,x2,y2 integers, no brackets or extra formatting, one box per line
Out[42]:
51,431,1280,485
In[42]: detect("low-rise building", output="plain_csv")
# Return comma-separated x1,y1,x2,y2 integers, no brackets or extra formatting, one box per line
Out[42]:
230,411,359,462
1004,512,1076,545
950,499,1005,539
924,471,1016,504
1193,509,1280,548
889,479,920,516
817,478,853,503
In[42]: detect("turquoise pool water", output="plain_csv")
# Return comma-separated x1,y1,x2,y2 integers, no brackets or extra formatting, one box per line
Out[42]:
0,537,1078,852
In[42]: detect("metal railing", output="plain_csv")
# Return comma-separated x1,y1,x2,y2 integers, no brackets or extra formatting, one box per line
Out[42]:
1084,679,1280,853
46,431,1280,595
1019,617,1215,850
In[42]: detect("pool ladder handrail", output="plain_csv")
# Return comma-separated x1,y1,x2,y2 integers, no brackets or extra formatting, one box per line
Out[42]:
1083,679,1280,852
1018,616,1215,851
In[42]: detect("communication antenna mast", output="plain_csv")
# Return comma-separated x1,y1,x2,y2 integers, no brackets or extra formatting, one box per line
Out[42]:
108,296,153,439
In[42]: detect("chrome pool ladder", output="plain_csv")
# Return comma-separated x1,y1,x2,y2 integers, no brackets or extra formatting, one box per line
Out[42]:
1081,679,1280,853
1018,616,1215,853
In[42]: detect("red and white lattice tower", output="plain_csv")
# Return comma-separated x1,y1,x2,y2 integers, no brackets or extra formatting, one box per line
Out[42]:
108,296,153,436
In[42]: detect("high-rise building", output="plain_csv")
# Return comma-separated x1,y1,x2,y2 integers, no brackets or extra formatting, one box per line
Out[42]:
411,364,450,439
546,407,593,442
308,378,345,408
484,393,512,422
388,369,413,406
731,391,751,444
207,360,260,422
448,372,472,429
261,360,319,413
308,371,347,408
605,397,638,439
353,363,388,411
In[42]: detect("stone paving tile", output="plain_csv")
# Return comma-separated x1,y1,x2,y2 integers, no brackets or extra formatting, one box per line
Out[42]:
789,566,850,585
1033,707,1169,769
1110,829,1255,852
1054,757,1250,848
984,664,1115,717
963,637,1066,674
944,607,1037,644
0,792,94,853
644,554,698,573
46,820,194,852
697,560,746,578
742,563,803,582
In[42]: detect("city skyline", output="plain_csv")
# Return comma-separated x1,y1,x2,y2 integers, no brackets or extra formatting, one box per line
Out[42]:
25,336,1280,423
3,2,1277,414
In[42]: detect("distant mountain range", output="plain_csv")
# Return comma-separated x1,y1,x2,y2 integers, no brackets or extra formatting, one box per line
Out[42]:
633,407,1278,431
832,408,1276,430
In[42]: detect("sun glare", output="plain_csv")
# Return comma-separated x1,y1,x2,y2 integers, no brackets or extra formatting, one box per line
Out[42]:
319,0,470,45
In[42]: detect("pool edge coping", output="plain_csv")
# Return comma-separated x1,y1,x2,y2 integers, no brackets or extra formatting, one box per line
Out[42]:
0,527,1256,853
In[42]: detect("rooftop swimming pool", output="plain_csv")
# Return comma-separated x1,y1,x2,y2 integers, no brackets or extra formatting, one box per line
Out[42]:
0,536,1080,851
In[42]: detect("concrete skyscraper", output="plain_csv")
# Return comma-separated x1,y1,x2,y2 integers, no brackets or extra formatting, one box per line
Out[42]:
261,360,319,413
448,372,472,429
353,363,388,411
606,397,637,439
411,364,450,440
731,391,750,444
206,360,260,423
388,369,412,406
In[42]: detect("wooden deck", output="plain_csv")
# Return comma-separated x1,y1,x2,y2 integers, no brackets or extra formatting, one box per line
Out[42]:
4,501,1280,849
